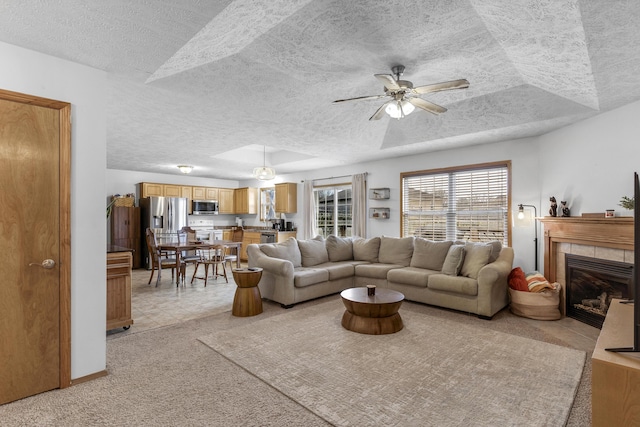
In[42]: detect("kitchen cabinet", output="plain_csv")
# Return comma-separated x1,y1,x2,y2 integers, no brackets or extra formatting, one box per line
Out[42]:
163,184,181,197
277,231,297,243
106,250,133,331
110,206,141,268
140,182,164,198
234,187,258,215
275,182,297,213
219,188,235,214
181,186,192,214
193,186,220,201
241,231,262,261
222,229,233,241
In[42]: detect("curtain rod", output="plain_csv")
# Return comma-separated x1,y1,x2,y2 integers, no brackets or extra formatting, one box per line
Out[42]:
301,172,368,183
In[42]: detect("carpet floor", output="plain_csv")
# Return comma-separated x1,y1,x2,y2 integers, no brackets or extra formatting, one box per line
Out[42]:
200,300,586,427
0,294,595,426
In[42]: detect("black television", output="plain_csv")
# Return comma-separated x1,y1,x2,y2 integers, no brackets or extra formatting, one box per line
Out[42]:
606,171,640,353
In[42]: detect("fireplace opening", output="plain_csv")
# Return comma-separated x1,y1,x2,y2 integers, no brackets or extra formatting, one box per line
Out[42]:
565,254,633,329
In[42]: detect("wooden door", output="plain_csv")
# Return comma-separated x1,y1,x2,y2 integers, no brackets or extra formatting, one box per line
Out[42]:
0,89,71,404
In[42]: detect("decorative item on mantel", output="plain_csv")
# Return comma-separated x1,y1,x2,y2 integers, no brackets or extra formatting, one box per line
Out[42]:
605,209,615,218
549,196,557,217
619,196,634,210
560,201,570,217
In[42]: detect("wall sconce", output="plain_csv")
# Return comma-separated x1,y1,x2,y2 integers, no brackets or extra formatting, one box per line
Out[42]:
177,165,194,174
517,204,539,271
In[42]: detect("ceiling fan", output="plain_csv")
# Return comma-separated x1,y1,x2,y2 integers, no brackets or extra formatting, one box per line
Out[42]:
333,65,469,120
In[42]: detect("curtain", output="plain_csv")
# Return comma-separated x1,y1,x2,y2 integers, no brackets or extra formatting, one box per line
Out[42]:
352,173,367,238
303,180,317,239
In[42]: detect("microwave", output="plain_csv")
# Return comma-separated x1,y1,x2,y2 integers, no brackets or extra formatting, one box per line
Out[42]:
192,200,218,215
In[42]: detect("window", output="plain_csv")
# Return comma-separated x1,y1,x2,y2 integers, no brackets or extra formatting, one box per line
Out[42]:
401,161,510,245
314,185,352,238
260,188,278,221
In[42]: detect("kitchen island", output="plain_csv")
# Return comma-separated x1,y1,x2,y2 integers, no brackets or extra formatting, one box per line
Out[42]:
107,245,134,331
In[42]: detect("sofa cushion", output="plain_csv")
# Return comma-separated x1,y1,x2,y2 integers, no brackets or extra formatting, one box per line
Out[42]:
378,236,414,266
428,274,478,296
410,238,453,270
298,237,329,267
353,237,381,263
314,261,355,280
441,244,465,276
355,263,403,279
293,267,330,288
460,242,492,279
487,240,502,263
387,267,435,288
260,237,302,268
326,235,354,261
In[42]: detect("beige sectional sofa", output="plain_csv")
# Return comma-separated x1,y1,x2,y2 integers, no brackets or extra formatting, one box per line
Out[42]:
247,235,514,319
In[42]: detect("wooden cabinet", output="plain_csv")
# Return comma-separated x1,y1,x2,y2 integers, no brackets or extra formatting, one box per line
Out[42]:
234,187,258,214
219,188,235,214
275,182,297,213
241,231,262,261
163,184,181,197
193,186,220,201
141,182,163,198
106,251,133,331
222,229,233,241
592,300,640,426
277,231,297,243
110,206,141,268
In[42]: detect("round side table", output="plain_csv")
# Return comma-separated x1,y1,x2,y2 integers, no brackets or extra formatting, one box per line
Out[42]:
231,268,263,317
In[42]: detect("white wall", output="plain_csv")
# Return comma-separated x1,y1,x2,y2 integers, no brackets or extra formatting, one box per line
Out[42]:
0,42,107,379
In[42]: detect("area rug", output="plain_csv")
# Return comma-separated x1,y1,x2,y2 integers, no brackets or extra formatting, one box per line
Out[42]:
199,300,586,427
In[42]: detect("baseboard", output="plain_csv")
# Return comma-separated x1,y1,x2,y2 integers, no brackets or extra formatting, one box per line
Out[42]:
70,369,108,386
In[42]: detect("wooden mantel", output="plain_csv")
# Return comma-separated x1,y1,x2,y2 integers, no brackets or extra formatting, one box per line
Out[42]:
540,216,633,282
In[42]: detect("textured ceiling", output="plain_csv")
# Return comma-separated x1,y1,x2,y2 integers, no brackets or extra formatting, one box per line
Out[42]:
0,0,638,179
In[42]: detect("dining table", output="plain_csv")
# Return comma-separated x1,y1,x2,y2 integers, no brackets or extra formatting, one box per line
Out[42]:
158,240,242,285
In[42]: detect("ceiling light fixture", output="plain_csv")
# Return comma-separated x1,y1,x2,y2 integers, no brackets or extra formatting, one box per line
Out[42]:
252,146,276,181
385,99,415,119
177,165,194,174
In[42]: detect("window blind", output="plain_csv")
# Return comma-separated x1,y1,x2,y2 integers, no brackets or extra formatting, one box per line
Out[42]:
402,162,509,245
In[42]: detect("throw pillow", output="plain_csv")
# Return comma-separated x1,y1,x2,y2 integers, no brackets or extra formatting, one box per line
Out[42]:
298,236,329,267
378,236,414,266
441,245,465,276
260,237,302,268
352,237,381,263
487,240,503,263
460,242,492,279
410,238,453,270
508,267,529,291
326,235,353,261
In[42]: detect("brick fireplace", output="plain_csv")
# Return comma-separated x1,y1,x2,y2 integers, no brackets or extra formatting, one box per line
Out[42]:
540,217,634,322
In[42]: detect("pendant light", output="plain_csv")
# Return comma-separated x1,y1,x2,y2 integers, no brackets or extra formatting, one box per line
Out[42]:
253,146,276,180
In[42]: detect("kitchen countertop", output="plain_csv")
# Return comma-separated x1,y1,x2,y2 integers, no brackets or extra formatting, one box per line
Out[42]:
107,244,134,253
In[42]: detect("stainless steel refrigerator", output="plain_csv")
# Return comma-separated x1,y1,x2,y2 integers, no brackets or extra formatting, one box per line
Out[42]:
140,196,188,269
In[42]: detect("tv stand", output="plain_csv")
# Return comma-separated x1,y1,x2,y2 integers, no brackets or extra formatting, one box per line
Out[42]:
592,299,640,426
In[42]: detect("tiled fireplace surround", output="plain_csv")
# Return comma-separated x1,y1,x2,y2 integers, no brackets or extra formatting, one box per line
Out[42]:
540,217,633,316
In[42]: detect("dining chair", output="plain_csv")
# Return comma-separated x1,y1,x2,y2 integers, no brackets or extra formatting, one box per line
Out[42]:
179,226,200,268
145,228,185,287
191,244,228,286
224,228,244,272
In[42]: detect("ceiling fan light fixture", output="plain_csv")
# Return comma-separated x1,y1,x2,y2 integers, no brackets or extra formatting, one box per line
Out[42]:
385,100,415,119
252,146,276,180
177,165,194,174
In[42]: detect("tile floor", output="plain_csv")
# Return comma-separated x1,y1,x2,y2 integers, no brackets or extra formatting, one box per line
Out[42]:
111,263,602,356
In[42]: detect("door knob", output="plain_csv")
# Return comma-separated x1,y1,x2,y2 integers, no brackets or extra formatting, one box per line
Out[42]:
29,259,56,269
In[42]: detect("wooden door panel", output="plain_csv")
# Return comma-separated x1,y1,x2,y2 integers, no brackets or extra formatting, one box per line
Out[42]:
0,95,65,404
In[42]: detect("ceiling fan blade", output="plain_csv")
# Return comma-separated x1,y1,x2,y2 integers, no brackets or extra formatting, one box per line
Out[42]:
407,97,447,115
333,94,387,103
374,74,400,91
413,79,470,95
369,101,392,121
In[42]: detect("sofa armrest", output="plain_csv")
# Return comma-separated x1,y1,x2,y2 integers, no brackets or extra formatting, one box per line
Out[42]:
476,247,514,317
247,243,296,306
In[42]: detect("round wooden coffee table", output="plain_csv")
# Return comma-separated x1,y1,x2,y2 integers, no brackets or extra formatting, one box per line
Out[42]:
231,268,263,317
340,287,404,335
